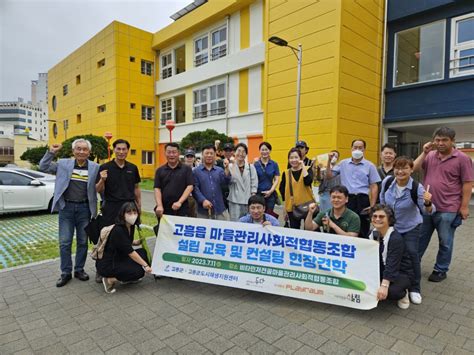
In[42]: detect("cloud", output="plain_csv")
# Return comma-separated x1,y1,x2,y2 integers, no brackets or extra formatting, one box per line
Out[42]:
0,0,189,101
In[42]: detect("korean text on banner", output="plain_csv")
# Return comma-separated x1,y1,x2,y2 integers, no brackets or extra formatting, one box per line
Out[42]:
151,216,380,310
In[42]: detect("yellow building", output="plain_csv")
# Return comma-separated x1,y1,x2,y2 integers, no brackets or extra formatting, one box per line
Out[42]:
49,0,385,175
48,21,156,177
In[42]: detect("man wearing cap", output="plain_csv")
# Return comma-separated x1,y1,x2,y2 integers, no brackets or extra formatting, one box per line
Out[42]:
184,149,196,168
216,143,234,209
183,149,197,217
288,141,314,168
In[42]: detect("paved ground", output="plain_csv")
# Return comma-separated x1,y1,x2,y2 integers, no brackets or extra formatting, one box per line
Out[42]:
1,209,473,354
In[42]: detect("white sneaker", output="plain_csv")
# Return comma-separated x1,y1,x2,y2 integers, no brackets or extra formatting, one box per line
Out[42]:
397,291,410,309
409,292,422,305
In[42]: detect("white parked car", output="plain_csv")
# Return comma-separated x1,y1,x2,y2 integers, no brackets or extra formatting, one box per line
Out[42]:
9,168,56,183
0,168,54,214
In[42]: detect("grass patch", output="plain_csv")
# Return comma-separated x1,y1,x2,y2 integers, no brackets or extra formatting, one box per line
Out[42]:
139,179,154,191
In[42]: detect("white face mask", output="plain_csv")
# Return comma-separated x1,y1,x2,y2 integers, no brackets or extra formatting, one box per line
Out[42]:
352,150,364,160
125,214,138,225
331,157,338,164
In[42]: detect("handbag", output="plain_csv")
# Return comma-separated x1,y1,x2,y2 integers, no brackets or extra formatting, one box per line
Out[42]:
84,214,104,245
288,169,315,220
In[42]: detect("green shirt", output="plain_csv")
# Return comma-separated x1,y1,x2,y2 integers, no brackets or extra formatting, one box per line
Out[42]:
313,207,360,235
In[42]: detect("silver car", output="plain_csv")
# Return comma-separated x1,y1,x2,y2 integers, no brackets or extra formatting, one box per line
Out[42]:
0,168,54,214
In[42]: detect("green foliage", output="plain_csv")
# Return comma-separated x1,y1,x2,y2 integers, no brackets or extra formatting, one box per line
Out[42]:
179,129,233,153
20,145,49,166
59,134,109,162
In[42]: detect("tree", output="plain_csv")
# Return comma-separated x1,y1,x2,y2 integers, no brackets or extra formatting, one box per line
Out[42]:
20,145,49,166
58,134,108,162
179,129,233,153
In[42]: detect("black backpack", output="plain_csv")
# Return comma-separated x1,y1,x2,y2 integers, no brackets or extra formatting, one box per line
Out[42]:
382,176,422,214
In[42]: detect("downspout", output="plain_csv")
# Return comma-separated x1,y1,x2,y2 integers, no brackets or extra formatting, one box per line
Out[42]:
378,0,389,161
154,49,159,169
225,14,230,136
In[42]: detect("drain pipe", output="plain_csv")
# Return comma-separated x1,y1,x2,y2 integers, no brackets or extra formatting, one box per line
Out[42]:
378,0,389,159
225,14,230,136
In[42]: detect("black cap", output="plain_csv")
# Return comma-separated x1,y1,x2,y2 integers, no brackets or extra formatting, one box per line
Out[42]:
296,140,309,149
223,143,234,151
184,149,195,157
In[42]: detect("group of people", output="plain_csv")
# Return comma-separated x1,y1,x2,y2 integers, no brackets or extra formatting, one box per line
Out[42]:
40,126,472,308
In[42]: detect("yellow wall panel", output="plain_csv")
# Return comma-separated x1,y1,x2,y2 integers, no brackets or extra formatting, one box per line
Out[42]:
240,6,250,49
239,69,249,113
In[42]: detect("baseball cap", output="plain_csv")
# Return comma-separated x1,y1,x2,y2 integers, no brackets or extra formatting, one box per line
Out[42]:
223,143,234,151
184,149,195,157
296,140,309,149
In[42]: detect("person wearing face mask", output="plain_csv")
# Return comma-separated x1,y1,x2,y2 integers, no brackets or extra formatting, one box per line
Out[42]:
96,202,151,294
327,139,381,238
227,143,258,221
315,150,341,212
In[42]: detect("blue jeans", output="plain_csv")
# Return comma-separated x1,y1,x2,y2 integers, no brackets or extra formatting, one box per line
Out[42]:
319,191,331,212
419,212,457,273
401,225,421,292
58,202,91,275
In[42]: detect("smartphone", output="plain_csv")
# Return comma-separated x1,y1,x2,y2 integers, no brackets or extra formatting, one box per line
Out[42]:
451,214,463,228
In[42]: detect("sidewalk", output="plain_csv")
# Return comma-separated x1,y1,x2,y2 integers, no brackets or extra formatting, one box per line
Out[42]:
1,213,473,354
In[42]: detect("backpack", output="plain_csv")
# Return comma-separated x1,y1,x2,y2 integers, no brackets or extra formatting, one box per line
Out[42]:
382,176,422,213
91,225,115,260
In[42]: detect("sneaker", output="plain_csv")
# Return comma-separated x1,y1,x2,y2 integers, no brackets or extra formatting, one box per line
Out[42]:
102,277,116,294
428,271,447,282
409,292,422,305
95,272,103,284
397,291,410,309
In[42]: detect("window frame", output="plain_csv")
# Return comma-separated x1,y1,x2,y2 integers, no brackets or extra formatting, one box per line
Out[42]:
141,60,153,76
160,99,173,125
141,151,154,165
450,12,474,78
393,20,446,88
192,82,227,120
211,26,227,61
194,34,209,67
161,52,173,79
141,105,155,121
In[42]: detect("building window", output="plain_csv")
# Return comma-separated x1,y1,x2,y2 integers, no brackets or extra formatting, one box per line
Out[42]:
175,46,186,74
97,58,106,68
76,114,82,124
76,75,81,85
63,85,68,96
161,53,173,79
63,120,69,132
130,103,136,109
160,99,172,124
194,35,209,67
450,13,474,77
52,96,57,111
131,149,136,155
97,105,106,113
141,60,153,76
193,83,226,119
394,20,445,87
130,56,135,62
160,95,186,125
211,27,227,61
141,105,154,120
141,151,154,165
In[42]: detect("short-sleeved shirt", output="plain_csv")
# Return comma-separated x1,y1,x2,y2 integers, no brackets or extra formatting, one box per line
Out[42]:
63,160,88,201
422,149,474,212
154,163,194,210
332,158,381,195
239,213,280,226
254,159,280,192
97,160,140,202
313,207,360,235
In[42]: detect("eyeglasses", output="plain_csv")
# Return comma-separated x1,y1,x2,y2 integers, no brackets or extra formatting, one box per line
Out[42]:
371,214,386,220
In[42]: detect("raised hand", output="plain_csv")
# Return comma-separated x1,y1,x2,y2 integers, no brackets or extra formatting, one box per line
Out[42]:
50,143,62,154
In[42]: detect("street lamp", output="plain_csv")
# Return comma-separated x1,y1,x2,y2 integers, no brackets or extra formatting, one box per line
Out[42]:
104,132,113,161
268,36,302,144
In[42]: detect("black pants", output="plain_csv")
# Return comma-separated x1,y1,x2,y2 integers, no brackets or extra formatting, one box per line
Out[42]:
348,194,370,238
97,248,148,282
287,212,304,229
386,273,411,301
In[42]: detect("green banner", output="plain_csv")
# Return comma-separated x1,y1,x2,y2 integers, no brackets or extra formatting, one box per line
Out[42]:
162,252,366,291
